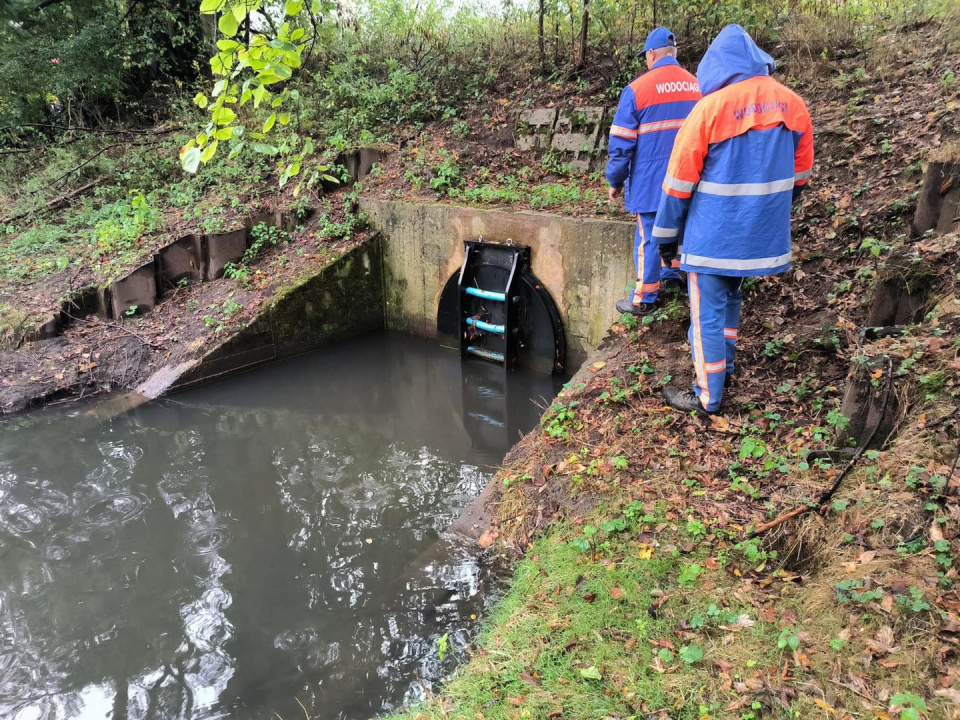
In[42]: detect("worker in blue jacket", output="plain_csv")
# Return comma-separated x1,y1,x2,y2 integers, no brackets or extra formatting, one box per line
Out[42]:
655,25,814,414
606,26,701,316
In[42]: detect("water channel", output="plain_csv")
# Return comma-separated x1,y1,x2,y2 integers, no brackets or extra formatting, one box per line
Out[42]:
0,333,564,720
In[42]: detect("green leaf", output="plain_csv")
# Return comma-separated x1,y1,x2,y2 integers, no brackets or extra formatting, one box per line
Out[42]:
218,11,240,37
227,141,246,159
678,646,704,665
199,0,224,13
285,0,304,15
252,84,270,108
215,127,235,141
180,147,201,174
211,106,236,126
579,666,602,681
267,62,293,80
890,692,927,711
269,39,299,53
657,648,674,663
200,139,219,164
212,79,227,97
252,144,279,155
278,112,291,125
210,52,232,75
193,93,208,109
232,4,247,23
263,113,277,133
216,39,240,52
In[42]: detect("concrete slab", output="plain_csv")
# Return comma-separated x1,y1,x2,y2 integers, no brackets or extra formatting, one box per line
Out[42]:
336,149,388,185
516,105,610,172
551,132,596,153
515,108,558,152
203,228,249,281
158,234,204,289
936,186,960,234
110,260,158,317
245,209,280,230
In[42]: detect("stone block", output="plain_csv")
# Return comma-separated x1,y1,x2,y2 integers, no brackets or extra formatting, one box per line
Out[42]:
158,234,203,290
203,228,249,281
515,108,557,152
550,132,597,153
554,106,604,134
518,108,559,127
110,260,158,317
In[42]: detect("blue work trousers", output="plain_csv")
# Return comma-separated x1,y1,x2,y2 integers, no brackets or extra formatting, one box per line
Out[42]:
688,272,743,413
632,212,682,305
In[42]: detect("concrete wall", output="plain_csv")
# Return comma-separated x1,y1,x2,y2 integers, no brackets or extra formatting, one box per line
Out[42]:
360,198,634,370
170,235,385,390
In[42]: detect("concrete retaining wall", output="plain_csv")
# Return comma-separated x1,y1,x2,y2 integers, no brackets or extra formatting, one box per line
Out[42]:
360,198,635,370
170,235,385,390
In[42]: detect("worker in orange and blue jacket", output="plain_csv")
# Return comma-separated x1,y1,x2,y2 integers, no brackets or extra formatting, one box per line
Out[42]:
655,24,814,415
606,27,701,316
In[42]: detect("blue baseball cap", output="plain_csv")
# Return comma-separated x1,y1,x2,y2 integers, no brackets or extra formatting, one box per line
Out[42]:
643,26,677,53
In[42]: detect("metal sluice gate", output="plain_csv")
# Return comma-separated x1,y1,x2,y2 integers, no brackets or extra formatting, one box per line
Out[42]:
437,240,565,374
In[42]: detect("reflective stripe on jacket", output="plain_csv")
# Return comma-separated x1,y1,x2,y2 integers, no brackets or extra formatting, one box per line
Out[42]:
652,25,814,277
605,57,701,214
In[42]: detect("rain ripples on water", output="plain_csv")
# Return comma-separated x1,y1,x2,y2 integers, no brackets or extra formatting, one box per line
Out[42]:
0,333,562,719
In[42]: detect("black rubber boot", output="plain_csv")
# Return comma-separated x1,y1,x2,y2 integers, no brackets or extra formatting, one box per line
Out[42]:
616,299,657,316
662,385,713,416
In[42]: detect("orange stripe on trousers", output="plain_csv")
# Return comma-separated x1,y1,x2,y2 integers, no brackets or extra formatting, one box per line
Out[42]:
632,216,646,305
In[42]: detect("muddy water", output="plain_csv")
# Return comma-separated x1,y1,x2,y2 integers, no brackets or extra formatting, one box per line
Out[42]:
0,333,563,720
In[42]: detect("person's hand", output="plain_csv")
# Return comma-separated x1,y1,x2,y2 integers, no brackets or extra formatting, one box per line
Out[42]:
607,185,619,203
658,241,679,264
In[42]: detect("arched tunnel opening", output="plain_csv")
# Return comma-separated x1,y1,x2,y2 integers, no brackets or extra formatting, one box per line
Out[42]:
437,240,566,375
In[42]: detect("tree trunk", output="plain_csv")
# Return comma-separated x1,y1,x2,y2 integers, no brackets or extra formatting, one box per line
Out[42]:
554,13,560,66
201,12,218,57
538,0,546,69
576,0,590,72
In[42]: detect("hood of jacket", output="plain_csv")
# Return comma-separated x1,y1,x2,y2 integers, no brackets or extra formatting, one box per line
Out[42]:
696,24,776,96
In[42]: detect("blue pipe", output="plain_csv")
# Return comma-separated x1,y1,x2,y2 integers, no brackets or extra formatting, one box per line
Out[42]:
464,287,506,302
466,346,505,363
465,317,505,335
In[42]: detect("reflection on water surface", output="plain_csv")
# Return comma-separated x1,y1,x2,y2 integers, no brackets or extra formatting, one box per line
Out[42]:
0,333,562,719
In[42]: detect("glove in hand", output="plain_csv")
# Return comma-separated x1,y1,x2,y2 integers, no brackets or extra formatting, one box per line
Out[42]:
658,241,679,264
